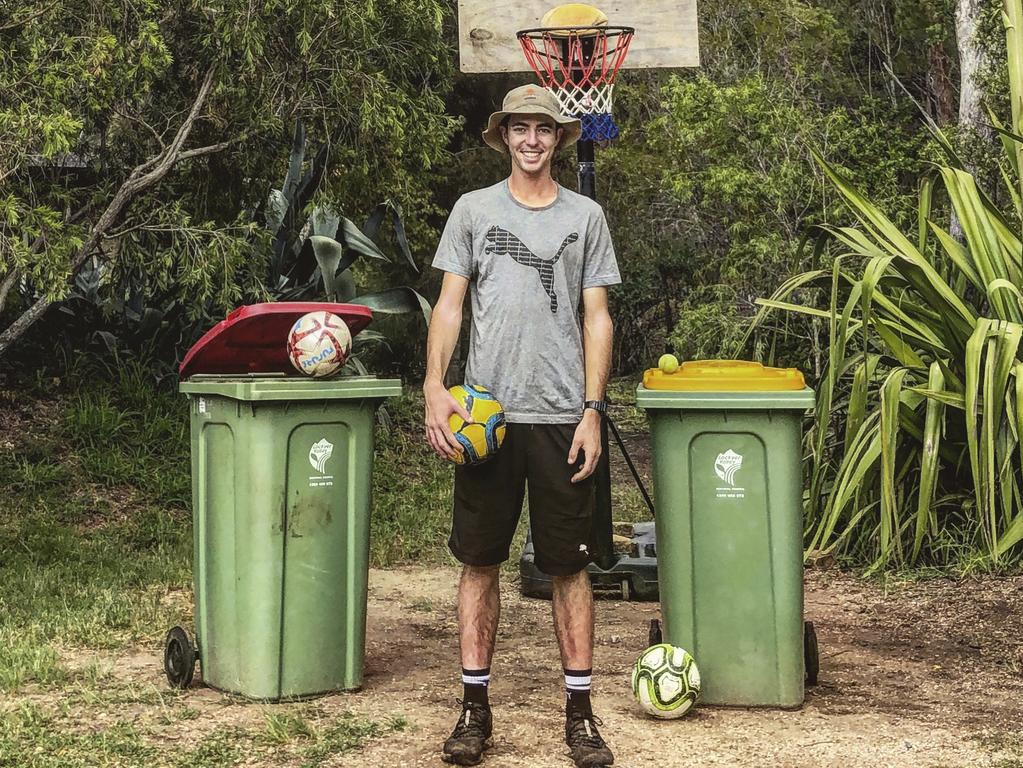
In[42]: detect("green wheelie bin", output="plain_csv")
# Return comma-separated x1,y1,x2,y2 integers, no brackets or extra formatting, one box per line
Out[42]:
165,303,401,700
636,360,815,708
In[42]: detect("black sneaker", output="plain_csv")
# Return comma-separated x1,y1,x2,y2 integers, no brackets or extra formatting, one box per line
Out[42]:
565,711,614,768
442,699,493,765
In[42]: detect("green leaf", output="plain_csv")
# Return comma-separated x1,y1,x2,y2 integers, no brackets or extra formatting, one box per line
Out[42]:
353,329,392,351
965,319,990,529
812,410,882,551
912,362,945,563
363,204,387,240
336,269,357,302
930,224,982,290
350,287,433,325
309,236,343,301
1001,363,1023,556
874,320,927,370
745,269,828,342
813,151,976,336
752,299,834,319
879,367,909,565
266,190,287,233
388,201,418,274
310,206,341,238
918,175,933,253
341,218,390,262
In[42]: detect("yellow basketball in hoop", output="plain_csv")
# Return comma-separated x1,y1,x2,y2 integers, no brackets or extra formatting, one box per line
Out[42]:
540,3,609,37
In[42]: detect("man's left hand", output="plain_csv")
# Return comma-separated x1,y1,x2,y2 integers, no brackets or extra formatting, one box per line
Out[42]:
568,410,602,483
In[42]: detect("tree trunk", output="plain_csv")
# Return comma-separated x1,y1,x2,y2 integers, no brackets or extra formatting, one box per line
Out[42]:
928,42,957,125
956,0,989,138
951,0,988,241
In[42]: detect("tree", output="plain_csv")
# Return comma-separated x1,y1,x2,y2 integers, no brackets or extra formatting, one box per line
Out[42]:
594,0,935,370
0,0,458,357
957,0,990,136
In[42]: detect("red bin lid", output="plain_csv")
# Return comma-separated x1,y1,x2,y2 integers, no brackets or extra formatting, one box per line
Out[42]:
178,302,373,379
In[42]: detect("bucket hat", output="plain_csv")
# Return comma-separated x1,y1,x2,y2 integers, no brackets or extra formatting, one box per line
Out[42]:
482,84,581,153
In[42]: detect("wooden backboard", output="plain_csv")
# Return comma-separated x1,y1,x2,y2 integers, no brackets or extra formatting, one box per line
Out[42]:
457,0,700,73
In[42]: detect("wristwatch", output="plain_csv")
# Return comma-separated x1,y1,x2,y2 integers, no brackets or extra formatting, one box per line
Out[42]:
584,400,608,415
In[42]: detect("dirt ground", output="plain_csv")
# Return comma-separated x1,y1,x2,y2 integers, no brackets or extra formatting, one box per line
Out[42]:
341,566,1023,768
43,564,1023,768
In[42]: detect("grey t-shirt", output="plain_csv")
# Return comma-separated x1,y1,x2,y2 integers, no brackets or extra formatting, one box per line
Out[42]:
432,180,621,423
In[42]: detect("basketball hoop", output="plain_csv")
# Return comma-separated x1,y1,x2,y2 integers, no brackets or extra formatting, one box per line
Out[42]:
517,22,634,142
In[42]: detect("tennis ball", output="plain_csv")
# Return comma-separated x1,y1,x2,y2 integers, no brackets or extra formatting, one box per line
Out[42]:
658,354,680,374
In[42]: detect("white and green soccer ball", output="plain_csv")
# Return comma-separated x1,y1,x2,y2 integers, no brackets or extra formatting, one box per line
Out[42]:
631,643,701,719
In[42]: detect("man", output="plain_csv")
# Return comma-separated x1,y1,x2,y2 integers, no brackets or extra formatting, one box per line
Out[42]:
423,84,621,768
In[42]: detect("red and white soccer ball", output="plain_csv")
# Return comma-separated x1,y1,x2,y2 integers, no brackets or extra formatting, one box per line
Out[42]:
287,311,352,377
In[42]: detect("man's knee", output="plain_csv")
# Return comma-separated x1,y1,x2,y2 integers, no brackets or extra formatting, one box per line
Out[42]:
462,563,501,583
551,569,592,604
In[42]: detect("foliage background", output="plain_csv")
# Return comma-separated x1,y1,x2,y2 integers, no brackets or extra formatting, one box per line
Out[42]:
1,0,457,370
5,0,1023,569
2,0,979,377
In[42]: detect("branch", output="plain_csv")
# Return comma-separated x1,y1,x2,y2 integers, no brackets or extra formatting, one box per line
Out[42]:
113,106,165,151
145,69,217,179
0,270,18,314
103,215,156,240
133,70,217,178
0,202,92,315
78,67,217,269
0,69,222,357
177,138,239,161
0,1,59,32
0,157,24,186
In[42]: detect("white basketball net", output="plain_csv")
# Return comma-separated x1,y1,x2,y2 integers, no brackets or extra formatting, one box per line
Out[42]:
551,82,614,116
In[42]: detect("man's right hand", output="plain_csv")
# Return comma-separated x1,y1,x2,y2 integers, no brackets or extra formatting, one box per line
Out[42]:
423,380,474,461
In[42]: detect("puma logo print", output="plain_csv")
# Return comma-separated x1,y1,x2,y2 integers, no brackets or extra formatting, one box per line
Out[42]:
484,226,579,313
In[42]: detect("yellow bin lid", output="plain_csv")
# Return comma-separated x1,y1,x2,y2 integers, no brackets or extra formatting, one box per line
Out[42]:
642,360,806,392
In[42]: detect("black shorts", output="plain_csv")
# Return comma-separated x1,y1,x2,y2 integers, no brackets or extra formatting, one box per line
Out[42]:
448,422,596,577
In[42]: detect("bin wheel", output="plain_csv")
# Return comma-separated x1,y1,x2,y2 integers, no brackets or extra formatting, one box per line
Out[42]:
804,621,819,686
164,626,196,689
648,619,663,647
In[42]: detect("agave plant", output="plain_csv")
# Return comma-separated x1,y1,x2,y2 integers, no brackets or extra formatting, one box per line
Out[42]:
751,0,1023,569
265,120,432,373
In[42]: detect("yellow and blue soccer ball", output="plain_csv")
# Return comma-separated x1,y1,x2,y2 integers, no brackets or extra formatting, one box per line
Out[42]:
447,384,507,465
631,643,701,719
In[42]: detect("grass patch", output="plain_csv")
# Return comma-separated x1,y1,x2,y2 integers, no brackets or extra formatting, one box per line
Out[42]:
372,389,457,566
262,709,317,744
298,711,407,766
0,695,405,767
0,364,193,692
0,701,158,768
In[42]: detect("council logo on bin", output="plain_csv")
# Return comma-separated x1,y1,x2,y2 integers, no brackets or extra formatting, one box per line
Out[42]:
714,449,743,487
309,438,333,474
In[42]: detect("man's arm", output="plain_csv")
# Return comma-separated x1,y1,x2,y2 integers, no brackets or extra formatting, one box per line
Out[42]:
568,286,613,483
423,271,473,460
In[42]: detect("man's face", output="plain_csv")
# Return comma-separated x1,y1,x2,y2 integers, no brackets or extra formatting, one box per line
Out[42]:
501,116,562,175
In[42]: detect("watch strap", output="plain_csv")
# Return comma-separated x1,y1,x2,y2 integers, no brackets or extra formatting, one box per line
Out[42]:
584,400,608,414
